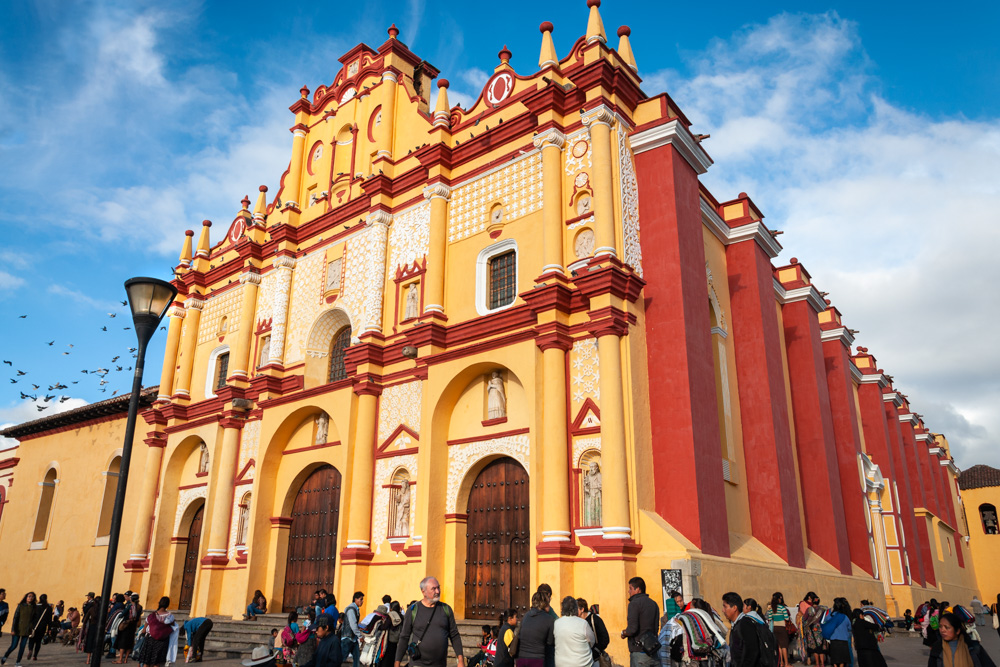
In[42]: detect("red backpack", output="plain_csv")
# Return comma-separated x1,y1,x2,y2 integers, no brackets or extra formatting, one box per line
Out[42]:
146,612,172,641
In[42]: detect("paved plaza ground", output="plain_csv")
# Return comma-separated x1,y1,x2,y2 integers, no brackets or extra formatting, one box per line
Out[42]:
6,625,999,667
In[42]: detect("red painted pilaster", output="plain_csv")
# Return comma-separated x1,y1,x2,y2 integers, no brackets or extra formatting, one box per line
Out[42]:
777,266,850,573
820,318,874,575
883,396,925,586
916,427,943,517
724,210,804,567
633,140,729,557
939,457,959,528
899,414,936,586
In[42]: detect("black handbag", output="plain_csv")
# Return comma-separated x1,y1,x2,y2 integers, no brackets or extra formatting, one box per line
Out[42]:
637,630,661,657
406,603,439,661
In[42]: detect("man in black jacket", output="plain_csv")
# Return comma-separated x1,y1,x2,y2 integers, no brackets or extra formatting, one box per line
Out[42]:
301,614,342,667
621,577,659,667
722,592,762,667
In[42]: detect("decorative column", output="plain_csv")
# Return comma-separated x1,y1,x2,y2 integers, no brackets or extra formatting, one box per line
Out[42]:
205,423,241,563
284,124,307,210
582,106,617,258
124,413,168,585
362,210,392,333
533,129,566,276
378,72,397,159
539,336,572,543
267,255,296,367
229,270,261,381
422,184,452,317
173,296,204,399
899,411,936,586
883,393,925,586
868,490,898,615
156,303,185,400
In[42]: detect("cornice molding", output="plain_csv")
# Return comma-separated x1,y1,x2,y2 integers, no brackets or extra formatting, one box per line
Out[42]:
700,199,782,258
820,327,855,348
778,284,826,313
858,372,889,387
849,360,863,383
898,412,919,425
631,119,713,175
882,392,904,407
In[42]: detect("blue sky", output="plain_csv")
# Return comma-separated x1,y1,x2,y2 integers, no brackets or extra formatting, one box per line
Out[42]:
1,0,998,469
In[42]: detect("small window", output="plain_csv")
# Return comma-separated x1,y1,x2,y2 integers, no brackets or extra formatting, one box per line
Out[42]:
488,250,516,309
215,352,230,389
327,327,351,383
32,468,58,545
96,457,121,540
981,503,999,535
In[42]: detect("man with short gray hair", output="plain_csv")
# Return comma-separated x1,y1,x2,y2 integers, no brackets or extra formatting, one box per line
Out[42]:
394,577,465,667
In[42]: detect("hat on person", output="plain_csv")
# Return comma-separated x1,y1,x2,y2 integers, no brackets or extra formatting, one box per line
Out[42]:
376,604,388,614
242,645,276,666
131,594,140,602
87,592,95,597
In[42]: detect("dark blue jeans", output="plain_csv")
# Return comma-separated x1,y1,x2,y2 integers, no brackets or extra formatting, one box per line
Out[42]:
247,603,265,618
3,635,29,663
342,637,360,666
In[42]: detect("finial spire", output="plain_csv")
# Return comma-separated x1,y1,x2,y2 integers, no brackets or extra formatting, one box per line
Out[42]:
387,23,399,39
253,185,268,225
195,220,212,259
433,79,451,129
498,45,512,66
617,26,636,71
585,0,606,44
179,230,194,268
539,22,558,69
299,84,310,98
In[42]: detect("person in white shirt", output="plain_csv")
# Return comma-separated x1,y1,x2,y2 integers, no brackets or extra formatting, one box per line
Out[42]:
554,597,596,667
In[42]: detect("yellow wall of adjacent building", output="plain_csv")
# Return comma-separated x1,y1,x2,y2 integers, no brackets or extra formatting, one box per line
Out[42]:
961,485,1000,602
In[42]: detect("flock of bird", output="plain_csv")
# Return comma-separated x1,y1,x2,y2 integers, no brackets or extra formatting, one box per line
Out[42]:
4,301,167,415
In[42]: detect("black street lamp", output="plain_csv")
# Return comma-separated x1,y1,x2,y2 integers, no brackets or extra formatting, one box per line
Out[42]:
91,277,177,667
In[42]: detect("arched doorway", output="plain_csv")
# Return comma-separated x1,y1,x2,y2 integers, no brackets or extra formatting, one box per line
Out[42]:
283,465,342,611
464,457,529,619
179,505,204,610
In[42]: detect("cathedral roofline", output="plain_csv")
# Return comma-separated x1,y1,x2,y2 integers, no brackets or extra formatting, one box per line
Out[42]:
0,386,159,441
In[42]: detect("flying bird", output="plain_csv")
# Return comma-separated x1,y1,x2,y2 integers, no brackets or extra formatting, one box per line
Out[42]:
16,370,26,376
159,326,166,331
46,341,54,346
43,394,54,402
31,384,40,389
112,390,118,396
59,396,70,403
128,348,137,353
62,352,70,355
71,381,78,384
111,356,120,362
123,326,131,330
101,326,107,332
9,379,17,384
108,313,117,318
2,360,11,366
19,392,33,399
120,300,127,306
18,315,26,318
116,366,123,372
37,405,48,411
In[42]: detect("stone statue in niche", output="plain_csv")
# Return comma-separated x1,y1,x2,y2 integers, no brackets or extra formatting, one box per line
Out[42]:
576,194,592,216
198,443,210,474
574,229,595,259
487,371,507,419
394,482,411,536
326,258,342,291
583,460,603,526
315,413,329,445
404,282,420,320
259,337,270,366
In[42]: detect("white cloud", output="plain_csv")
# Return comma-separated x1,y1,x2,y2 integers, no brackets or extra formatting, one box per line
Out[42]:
654,12,1000,469
0,271,25,291
47,284,119,312
0,397,90,450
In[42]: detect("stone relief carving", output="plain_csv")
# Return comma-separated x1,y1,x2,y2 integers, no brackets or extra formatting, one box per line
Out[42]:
576,194,592,216
448,153,541,243
173,487,207,533
446,434,530,513
574,229,595,258
387,202,430,272
326,257,343,291
570,338,601,406
341,219,389,334
564,130,593,176
316,413,329,445
487,371,507,419
283,252,324,363
404,283,420,320
617,125,644,277
238,419,261,478
197,285,244,345
377,381,422,443
582,459,603,527
266,256,296,365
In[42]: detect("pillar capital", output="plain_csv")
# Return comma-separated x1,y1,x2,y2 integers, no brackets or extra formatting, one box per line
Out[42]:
534,322,573,352
582,105,615,129
184,296,205,311
422,183,452,201
166,304,186,319
274,254,297,270
532,128,566,150
586,306,631,339
240,270,262,285
367,209,393,228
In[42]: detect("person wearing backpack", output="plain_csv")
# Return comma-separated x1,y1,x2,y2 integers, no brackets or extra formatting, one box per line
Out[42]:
722,592,776,667
621,578,659,667
393,577,464,667
820,599,852,667
341,592,365,667
135,597,174,667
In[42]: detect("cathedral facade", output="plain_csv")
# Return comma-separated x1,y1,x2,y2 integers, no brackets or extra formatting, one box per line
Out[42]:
0,3,980,653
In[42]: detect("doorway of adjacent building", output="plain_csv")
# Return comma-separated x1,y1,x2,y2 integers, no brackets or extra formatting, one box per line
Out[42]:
179,504,204,610
283,465,342,612
464,457,530,619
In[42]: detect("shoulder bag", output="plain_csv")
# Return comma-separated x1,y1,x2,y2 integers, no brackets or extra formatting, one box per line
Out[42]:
406,603,440,661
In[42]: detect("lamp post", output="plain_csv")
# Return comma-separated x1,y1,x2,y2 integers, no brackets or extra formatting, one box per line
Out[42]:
91,277,177,667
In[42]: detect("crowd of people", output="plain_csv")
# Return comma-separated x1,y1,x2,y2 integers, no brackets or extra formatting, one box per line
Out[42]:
1,582,997,667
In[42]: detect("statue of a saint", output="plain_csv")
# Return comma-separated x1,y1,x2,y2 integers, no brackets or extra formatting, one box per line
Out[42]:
583,460,602,526
198,443,210,474
404,283,420,320
394,482,411,536
315,413,329,445
487,371,506,419
258,336,270,366
575,229,595,258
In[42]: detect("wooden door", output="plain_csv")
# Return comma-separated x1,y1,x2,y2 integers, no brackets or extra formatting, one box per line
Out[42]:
465,457,530,619
283,465,342,612
179,504,203,610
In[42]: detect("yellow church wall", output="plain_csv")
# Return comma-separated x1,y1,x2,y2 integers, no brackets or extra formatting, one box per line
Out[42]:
0,417,147,605
702,227,752,538
962,485,1000,601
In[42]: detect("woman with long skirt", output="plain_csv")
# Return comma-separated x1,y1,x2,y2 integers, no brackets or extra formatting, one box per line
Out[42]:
135,598,173,667
83,596,104,665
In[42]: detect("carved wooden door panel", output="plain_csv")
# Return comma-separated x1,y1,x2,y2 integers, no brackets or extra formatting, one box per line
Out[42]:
179,504,203,610
465,457,530,619
283,465,342,612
